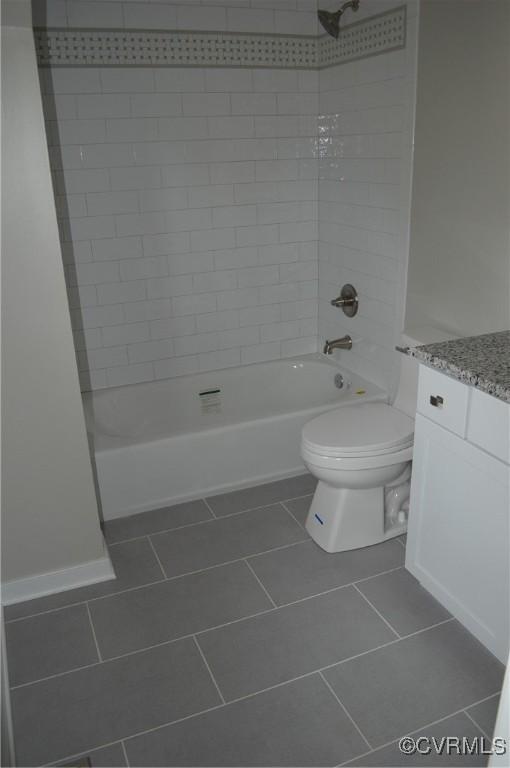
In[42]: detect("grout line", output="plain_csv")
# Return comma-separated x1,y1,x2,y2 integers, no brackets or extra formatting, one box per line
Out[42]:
353,583,401,639
280,499,308,530
146,535,168,580
319,671,372,751
352,565,404,587
193,636,226,705
396,535,406,549
463,707,493,741
120,739,130,767
244,559,277,608
85,603,103,663
336,691,503,767
202,497,218,519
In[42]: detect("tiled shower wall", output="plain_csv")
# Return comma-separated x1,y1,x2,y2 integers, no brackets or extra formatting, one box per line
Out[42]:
38,0,319,391
318,0,418,393
36,0,414,392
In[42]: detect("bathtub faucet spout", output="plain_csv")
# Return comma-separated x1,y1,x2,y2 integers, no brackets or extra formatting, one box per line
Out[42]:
323,335,352,354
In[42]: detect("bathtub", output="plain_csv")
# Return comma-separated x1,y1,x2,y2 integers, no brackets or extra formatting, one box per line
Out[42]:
83,354,386,520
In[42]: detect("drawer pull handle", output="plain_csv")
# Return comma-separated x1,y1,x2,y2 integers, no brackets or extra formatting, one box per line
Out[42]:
430,395,444,408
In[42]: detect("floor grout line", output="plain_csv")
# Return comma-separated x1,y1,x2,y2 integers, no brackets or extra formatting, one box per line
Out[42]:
202,497,218,519
353,582,401,639
336,691,503,767
146,535,169,580
10,583,454,691
463,707,494,741
85,603,103,663
193,636,226,705
319,671,373,751
120,739,130,767
280,499,308,530
244,559,277,608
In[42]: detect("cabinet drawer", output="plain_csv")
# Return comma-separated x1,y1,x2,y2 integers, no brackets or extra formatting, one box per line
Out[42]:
416,365,469,437
468,388,510,464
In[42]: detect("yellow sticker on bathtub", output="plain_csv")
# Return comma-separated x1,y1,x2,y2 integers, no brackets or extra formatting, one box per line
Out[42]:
355,389,366,395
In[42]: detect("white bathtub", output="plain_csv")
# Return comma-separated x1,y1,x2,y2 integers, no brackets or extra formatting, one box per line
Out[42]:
83,354,386,520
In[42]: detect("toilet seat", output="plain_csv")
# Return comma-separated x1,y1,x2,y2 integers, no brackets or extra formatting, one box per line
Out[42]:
302,402,414,459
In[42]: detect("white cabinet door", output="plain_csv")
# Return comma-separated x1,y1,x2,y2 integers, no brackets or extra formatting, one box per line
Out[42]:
406,413,510,662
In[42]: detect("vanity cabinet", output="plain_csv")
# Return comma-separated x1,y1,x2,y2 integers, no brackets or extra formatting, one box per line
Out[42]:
406,366,510,663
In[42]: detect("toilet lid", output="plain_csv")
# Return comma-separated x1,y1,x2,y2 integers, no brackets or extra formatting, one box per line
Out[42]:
302,402,414,457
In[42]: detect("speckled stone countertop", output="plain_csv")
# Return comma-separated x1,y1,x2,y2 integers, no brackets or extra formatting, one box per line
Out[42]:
404,330,510,403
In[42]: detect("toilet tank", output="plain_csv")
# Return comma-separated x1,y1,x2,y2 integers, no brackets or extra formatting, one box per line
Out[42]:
392,327,460,418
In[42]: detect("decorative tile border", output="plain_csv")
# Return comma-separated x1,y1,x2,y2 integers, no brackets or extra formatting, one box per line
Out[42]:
34,6,405,70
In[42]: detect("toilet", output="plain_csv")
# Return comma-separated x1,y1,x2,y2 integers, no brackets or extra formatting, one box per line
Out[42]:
301,332,434,553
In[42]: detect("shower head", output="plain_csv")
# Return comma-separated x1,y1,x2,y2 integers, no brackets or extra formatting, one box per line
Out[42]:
318,0,360,38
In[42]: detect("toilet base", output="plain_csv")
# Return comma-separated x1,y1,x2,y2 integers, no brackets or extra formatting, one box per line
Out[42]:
305,482,407,553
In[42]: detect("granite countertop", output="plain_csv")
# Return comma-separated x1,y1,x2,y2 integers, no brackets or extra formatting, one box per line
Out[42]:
404,330,510,404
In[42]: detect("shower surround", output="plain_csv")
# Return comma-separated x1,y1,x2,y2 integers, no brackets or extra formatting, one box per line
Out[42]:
36,0,415,393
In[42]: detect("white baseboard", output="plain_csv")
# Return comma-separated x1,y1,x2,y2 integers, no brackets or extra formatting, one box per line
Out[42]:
1,547,115,606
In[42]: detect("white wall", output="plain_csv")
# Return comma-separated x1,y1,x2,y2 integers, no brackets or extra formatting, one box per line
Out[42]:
405,0,510,336
318,0,419,393
1,0,110,598
39,0,319,390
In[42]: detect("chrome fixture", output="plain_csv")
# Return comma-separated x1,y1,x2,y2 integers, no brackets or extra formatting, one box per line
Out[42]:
323,335,353,354
318,0,360,38
330,283,359,317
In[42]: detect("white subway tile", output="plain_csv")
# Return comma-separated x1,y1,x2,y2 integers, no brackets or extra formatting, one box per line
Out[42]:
131,93,182,118
154,356,199,380
97,281,146,305
147,274,193,299
32,0,67,26
106,363,154,387
73,328,102,352
279,220,318,242
189,228,236,252
110,166,162,191
81,144,135,169
61,241,93,265
258,243,300,264
257,202,300,225
134,141,184,166
231,92,276,116
70,216,116,242
86,346,129,370
58,120,106,145
158,117,208,140
161,164,209,187
172,293,217,317
196,310,239,333
67,1,122,27
199,348,241,372
188,185,234,209
67,284,97,309
106,118,158,142
168,252,215,275
280,298,316,321
241,342,280,364
149,316,197,339
237,265,279,288
259,283,299,305
123,2,177,29
236,224,278,247
92,237,143,261
142,232,190,257
124,299,173,323
281,337,317,357
139,188,188,213
226,7,274,32
120,256,168,282
207,116,254,139
274,9,317,34
193,270,237,293
75,261,119,286
56,194,87,219
173,332,218,356
182,94,231,116
176,5,226,30
205,69,253,93
87,191,139,217
260,320,300,342
253,70,298,93
128,339,174,364
154,69,205,93
102,322,150,347
279,261,318,282
212,205,257,229
42,95,77,121
210,162,255,185
77,95,130,119
239,304,280,327
255,159,298,182
216,287,258,311
80,369,107,391
214,247,258,270
101,69,154,93
80,304,124,329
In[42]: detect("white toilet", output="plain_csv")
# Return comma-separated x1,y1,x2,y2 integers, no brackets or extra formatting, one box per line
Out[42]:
301,335,421,553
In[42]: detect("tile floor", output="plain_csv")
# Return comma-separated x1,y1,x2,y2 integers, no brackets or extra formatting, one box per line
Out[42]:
5,474,504,767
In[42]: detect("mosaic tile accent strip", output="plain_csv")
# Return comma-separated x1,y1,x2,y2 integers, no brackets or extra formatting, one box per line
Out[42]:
34,6,406,69
319,5,406,68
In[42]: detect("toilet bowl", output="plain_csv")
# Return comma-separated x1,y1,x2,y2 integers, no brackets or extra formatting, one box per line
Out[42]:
301,328,460,553
301,402,414,552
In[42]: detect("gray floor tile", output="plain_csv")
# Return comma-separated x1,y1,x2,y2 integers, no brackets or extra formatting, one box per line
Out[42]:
466,695,501,737
197,585,396,701
356,567,451,636
4,538,165,620
6,605,98,686
89,561,272,659
324,621,504,748
11,638,220,767
283,494,313,526
103,499,212,544
126,674,367,767
152,503,306,578
347,712,488,767
206,474,316,517
54,742,127,767
248,539,404,605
